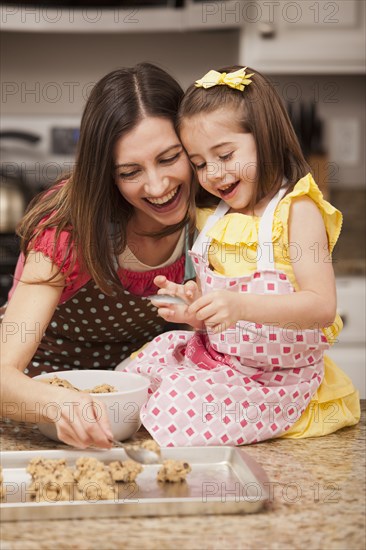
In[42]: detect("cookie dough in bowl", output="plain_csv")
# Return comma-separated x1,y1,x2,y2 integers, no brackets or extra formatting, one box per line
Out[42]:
33,370,150,443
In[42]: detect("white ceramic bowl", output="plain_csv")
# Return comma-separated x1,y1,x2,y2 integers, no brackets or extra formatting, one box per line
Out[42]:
33,370,150,443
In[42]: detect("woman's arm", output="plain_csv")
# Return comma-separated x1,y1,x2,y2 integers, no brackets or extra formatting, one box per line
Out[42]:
0,252,113,448
188,197,337,332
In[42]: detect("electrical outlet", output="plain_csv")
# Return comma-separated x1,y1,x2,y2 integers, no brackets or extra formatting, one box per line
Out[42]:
329,118,360,166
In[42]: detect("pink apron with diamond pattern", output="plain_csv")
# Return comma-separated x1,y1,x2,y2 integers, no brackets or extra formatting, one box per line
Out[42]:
121,187,328,446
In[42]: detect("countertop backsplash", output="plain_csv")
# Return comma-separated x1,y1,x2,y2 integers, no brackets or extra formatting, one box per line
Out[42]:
331,188,365,277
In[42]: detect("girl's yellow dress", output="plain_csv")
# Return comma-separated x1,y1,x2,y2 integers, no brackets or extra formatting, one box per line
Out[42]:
196,174,360,438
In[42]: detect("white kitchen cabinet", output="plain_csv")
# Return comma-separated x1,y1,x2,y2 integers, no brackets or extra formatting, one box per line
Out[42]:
0,1,243,33
327,345,365,399
0,4,184,33
240,0,365,73
327,277,366,399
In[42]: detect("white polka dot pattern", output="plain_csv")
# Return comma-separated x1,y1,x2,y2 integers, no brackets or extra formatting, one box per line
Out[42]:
27,280,164,376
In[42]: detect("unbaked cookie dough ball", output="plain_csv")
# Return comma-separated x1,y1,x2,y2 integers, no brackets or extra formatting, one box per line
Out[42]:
157,460,192,483
109,460,142,483
83,384,117,394
74,457,116,500
140,440,160,455
27,457,81,502
39,376,79,391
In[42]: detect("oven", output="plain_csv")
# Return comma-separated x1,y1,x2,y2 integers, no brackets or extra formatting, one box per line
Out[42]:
0,115,79,305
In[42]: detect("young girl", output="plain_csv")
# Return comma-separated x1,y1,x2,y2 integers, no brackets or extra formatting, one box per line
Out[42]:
0,63,196,449
121,66,360,446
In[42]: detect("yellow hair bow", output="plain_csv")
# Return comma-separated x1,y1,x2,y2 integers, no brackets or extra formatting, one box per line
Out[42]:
195,67,254,92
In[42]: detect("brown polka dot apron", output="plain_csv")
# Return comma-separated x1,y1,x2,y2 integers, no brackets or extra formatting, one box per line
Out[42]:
1,225,195,377
26,280,165,376
122,187,328,446
0,222,195,377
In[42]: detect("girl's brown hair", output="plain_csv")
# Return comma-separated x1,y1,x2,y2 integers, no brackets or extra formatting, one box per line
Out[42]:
177,65,310,210
18,63,195,296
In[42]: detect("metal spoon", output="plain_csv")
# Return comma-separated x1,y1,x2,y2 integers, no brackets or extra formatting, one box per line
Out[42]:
109,438,161,465
148,294,187,305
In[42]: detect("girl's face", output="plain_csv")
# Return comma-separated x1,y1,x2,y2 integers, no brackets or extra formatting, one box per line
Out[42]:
113,117,191,232
180,108,258,213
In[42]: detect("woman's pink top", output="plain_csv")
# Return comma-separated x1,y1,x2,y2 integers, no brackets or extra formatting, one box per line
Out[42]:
9,226,186,303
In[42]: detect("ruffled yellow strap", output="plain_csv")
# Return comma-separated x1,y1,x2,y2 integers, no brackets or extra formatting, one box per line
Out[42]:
205,213,283,249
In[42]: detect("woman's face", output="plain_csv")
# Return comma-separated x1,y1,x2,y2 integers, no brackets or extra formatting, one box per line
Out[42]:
113,117,192,232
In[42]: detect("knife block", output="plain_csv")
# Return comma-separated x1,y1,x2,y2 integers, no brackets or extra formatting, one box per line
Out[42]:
307,154,329,200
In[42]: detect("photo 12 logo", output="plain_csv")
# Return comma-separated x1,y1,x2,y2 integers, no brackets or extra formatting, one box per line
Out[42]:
201,1,340,25
1,5,140,26
201,479,340,504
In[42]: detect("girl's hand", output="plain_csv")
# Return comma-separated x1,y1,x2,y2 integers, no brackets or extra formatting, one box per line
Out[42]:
153,275,203,328
49,387,114,449
188,290,242,334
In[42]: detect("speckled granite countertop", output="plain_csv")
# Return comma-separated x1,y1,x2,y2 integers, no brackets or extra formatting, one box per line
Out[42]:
1,402,365,550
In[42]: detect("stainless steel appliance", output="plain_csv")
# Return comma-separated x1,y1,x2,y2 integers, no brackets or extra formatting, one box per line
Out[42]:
0,115,79,305
0,130,44,305
0,131,41,232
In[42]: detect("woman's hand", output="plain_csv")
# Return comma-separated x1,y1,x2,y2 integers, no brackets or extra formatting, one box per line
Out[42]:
153,275,203,329
49,386,114,449
188,290,243,333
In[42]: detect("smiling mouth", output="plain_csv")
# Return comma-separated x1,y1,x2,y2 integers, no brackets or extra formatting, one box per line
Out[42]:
144,185,181,207
218,181,239,196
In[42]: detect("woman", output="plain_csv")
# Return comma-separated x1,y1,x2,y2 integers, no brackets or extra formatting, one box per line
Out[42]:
0,63,196,449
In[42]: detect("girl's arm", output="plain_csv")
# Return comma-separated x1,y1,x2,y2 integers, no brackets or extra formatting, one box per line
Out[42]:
188,197,337,332
0,252,113,448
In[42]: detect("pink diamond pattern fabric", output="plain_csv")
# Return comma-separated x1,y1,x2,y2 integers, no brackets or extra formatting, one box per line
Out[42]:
121,187,328,446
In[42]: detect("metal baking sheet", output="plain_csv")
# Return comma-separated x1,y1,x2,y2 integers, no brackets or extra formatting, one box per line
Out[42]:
0,447,269,521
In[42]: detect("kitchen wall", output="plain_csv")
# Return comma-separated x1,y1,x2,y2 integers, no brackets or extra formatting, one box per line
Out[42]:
1,30,365,189
266,74,365,190
265,74,366,276
2,28,365,275
331,188,365,276
0,30,239,114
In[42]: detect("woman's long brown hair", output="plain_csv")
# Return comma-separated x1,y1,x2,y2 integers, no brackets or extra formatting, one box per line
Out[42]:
177,65,311,210
18,63,195,296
